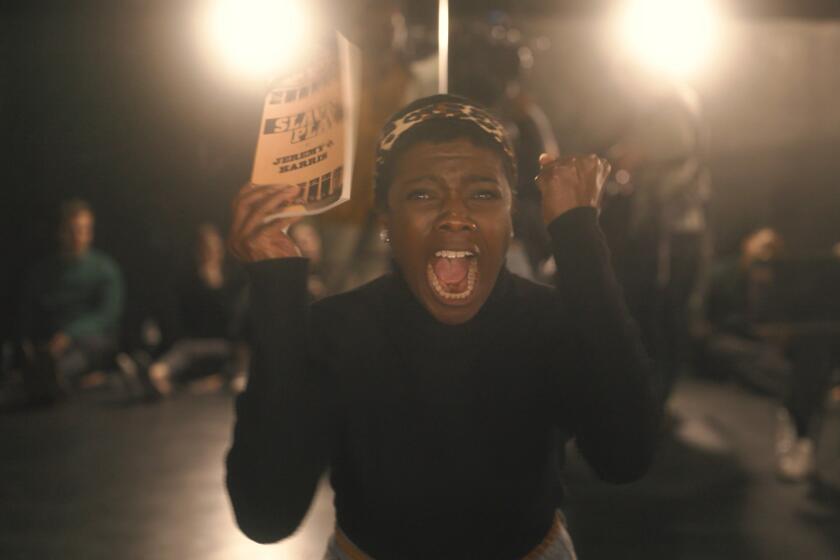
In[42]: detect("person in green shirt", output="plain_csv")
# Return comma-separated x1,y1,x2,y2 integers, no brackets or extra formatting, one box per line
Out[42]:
20,199,123,404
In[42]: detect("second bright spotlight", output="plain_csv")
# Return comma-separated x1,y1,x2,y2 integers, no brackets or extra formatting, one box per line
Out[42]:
616,0,724,79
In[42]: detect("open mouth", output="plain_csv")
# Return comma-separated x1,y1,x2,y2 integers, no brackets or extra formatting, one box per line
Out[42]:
426,249,479,302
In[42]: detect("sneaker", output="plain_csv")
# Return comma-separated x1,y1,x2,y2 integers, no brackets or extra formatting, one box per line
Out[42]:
777,437,815,482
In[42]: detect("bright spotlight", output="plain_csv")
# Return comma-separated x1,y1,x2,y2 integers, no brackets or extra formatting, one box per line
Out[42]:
202,0,311,81
616,0,722,79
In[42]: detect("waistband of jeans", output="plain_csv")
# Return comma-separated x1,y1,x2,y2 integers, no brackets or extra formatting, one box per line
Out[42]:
521,511,569,560
334,511,569,560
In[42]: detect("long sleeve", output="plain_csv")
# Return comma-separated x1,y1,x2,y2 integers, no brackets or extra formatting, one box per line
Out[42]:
63,255,124,339
225,258,333,543
548,207,663,483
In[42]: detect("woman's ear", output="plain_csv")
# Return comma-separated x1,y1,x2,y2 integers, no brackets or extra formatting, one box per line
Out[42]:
378,213,391,244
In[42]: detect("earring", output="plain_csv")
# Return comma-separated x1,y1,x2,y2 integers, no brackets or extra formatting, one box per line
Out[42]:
379,229,390,244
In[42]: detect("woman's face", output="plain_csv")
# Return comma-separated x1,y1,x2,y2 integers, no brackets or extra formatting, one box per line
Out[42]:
383,137,513,324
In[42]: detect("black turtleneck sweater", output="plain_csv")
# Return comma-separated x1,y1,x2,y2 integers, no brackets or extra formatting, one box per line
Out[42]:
226,208,662,559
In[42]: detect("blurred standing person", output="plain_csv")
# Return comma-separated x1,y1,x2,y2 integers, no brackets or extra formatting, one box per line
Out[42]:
318,0,425,294
20,199,123,405
146,223,247,396
449,14,560,280
603,82,711,397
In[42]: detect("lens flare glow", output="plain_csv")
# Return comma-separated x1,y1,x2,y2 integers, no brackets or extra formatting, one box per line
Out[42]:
202,0,310,80
616,0,722,78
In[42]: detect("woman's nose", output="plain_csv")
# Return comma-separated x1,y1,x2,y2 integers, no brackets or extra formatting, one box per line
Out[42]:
437,210,477,233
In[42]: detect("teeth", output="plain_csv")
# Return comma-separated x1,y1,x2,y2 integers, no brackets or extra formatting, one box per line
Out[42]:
427,259,478,300
434,250,475,259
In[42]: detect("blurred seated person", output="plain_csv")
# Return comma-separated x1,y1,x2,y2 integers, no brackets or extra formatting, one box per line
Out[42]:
146,223,248,396
703,228,784,341
699,228,826,481
20,199,124,405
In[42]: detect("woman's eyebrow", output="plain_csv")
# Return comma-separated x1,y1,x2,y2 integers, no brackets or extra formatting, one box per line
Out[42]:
399,174,440,186
463,174,500,184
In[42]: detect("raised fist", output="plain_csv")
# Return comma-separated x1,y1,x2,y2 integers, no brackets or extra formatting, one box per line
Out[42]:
535,153,611,224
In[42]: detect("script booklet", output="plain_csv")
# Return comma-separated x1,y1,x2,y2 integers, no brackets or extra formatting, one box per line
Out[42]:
251,31,361,220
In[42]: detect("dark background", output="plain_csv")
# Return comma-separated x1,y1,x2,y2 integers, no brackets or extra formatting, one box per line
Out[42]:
4,0,840,345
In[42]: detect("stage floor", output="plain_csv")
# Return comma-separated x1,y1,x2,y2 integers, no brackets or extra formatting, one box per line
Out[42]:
1,377,838,559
